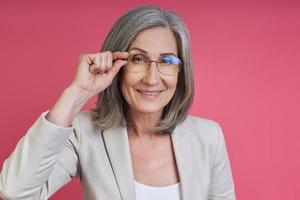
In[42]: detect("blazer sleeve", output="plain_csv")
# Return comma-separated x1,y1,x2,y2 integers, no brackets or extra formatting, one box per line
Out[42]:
0,111,81,200
208,123,236,200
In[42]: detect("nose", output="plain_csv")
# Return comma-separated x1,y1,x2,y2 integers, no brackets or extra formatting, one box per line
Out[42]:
142,61,160,85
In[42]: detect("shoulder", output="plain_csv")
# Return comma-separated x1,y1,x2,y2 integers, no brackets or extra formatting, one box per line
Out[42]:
72,109,98,131
176,115,224,149
74,109,96,124
183,115,221,130
70,109,100,141
180,115,223,135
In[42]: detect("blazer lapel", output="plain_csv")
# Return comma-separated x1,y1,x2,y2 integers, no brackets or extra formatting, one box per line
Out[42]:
102,126,136,200
102,121,206,200
171,122,206,200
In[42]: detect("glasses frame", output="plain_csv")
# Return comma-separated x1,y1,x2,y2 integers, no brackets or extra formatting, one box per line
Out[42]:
126,53,182,76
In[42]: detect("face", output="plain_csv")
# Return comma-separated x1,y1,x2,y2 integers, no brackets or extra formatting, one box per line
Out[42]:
120,27,179,115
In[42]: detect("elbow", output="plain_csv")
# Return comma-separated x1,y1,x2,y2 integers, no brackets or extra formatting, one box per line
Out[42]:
0,181,25,200
0,181,44,200
0,188,17,200
0,174,44,200
0,188,37,200
0,176,17,200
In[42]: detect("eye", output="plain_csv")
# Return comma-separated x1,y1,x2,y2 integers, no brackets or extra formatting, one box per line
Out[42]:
162,56,175,64
132,55,146,63
161,56,181,65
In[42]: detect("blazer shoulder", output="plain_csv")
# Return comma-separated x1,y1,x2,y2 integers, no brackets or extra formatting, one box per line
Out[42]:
75,109,96,124
73,109,100,138
185,115,221,128
178,115,224,147
183,115,222,133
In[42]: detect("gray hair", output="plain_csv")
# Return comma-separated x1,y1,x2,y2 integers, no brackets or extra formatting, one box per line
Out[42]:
92,5,194,133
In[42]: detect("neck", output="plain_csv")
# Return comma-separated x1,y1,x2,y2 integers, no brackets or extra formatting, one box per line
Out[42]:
126,108,163,140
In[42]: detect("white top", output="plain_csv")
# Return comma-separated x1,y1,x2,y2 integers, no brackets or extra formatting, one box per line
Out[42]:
134,180,181,200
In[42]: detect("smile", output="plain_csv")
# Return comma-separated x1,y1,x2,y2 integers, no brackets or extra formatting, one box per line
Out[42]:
136,89,163,98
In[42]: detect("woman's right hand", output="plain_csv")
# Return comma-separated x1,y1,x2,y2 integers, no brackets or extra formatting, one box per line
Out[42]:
45,51,128,127
70,51,129,99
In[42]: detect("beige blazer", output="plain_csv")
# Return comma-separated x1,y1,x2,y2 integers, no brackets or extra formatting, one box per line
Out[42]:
0,110,236,200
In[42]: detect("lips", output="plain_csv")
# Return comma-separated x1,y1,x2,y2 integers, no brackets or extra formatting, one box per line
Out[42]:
136,89,163,97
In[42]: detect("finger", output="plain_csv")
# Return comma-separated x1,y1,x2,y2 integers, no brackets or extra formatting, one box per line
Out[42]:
93,55,106,73
78,54,97,73
101,53,108,68
91,54,100,67
79,55,92,72
107,51,113,68
106,60,128,78
112,51,129,61
79,54,100,74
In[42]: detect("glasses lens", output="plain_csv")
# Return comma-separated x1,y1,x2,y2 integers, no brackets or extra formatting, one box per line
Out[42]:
158,56,181,75
162,56,182,65
127,54,148,72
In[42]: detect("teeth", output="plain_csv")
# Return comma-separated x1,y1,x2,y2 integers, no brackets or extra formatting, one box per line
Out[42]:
137,90,161,96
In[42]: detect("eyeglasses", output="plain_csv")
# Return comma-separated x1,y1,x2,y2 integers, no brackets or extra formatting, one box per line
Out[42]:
126,54,182,76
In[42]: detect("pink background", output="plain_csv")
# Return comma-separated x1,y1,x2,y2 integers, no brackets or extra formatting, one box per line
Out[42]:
1,0,299,199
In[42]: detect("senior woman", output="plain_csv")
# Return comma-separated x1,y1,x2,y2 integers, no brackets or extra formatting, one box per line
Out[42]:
0,5,236,200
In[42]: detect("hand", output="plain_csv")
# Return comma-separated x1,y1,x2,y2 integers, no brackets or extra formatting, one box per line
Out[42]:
70,51,128,98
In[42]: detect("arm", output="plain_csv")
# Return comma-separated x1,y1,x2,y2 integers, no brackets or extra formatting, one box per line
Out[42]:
0,51,128,200
0,86,87,200
208,123,236,200
0,110,81,200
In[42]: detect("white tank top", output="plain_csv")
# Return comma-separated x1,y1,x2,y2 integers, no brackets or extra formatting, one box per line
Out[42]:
134,180,182,200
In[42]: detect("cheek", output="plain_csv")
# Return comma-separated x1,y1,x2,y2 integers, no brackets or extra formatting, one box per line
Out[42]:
120,71,141,100
165,75,178,91
165,76,179,100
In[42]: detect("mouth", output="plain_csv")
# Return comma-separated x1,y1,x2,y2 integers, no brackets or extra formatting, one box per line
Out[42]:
135,89,163,98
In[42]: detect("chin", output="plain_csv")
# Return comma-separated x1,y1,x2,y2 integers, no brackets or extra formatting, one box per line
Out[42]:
130,102,165,114
132,103,165,115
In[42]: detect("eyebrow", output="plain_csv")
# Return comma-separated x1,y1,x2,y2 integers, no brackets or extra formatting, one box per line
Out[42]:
128,47,177,57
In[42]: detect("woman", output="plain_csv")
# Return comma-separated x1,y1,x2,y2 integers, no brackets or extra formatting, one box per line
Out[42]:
0,5,236,200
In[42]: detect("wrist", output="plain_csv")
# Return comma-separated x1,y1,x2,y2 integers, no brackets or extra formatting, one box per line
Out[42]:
65,84,92,101
46,86,91,127
61,85,92,115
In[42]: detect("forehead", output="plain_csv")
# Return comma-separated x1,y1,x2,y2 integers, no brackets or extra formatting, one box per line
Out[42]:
129,27,178,56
